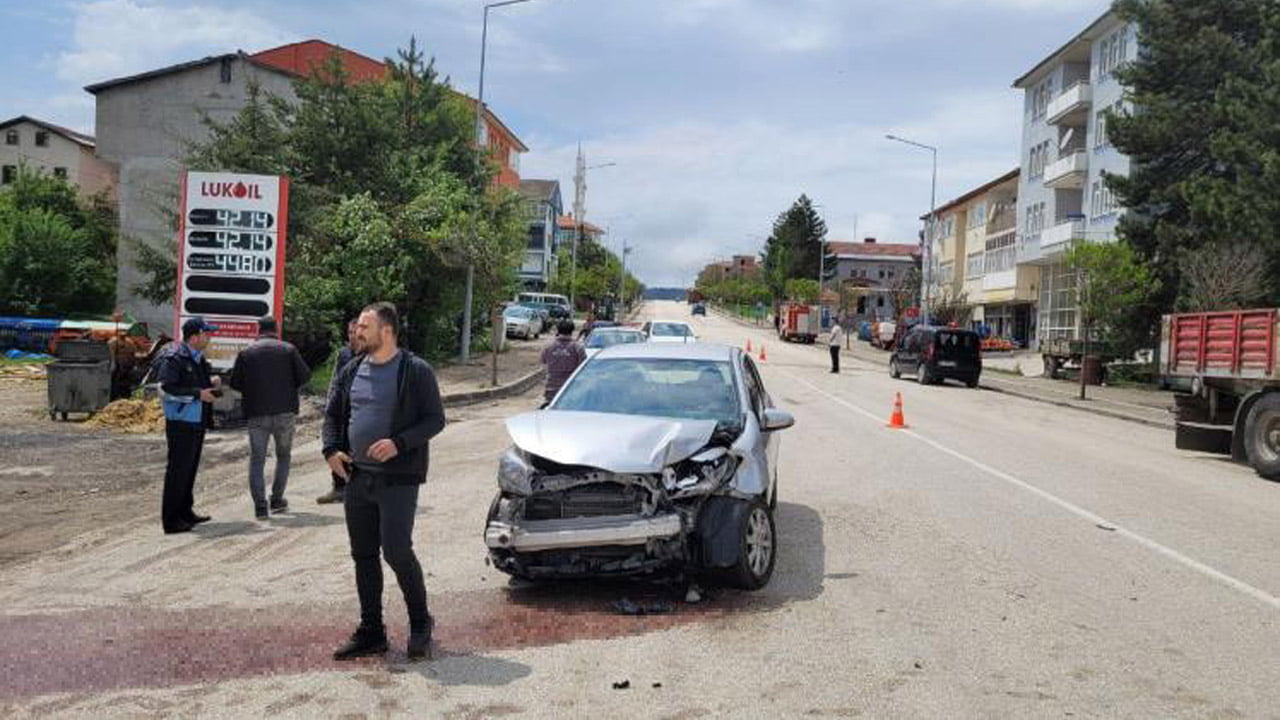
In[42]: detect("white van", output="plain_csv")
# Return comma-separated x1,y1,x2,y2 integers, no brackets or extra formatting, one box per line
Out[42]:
516,292,571,316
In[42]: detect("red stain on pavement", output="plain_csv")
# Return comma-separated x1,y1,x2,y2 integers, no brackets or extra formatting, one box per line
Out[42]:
0,585,763,700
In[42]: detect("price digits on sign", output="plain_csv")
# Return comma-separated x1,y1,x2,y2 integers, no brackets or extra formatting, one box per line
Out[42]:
188,231,273,252
187,253,273,274
188,208,275,230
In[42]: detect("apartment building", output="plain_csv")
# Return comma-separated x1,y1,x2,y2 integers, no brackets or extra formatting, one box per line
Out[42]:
87,39,527,334
0,116,116,198
828,238,920,321
1013,10,1136,347
517,179,563,290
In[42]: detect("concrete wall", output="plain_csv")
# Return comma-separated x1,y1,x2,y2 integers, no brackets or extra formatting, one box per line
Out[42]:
95,57,297,334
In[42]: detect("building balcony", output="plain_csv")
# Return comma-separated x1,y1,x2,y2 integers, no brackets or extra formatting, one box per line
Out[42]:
1040,218,1084,256
1043,150,1088,189
1046,81,1092,126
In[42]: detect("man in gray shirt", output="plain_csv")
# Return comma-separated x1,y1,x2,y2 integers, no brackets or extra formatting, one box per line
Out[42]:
323,302,446,662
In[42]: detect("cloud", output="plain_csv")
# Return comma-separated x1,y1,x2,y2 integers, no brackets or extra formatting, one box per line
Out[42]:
56,0,293,86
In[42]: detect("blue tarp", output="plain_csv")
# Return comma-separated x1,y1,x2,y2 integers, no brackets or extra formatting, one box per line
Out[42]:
4,349,52,360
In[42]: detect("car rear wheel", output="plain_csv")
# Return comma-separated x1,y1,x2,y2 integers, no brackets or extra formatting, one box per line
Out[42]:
723,500,776,590
917,362,932,385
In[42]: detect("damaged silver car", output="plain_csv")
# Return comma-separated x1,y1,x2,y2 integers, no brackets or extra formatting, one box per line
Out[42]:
485,343,795,589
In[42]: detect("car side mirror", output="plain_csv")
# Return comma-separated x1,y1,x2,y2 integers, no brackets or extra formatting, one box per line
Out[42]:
762,408,795,432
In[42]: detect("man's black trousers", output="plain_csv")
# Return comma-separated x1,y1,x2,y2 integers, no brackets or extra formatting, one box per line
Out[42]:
162,420,205,530
344,469,429,632
830,345,840,373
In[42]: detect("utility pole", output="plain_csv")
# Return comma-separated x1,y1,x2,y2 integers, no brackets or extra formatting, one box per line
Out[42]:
463,0,532,361
885,134,938,323
619,238,631,307
569,146,615,313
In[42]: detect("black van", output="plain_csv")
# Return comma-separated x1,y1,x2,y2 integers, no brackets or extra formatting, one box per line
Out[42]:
889,326,982,387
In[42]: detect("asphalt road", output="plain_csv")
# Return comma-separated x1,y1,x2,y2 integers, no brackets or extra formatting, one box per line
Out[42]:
2,301,1277,718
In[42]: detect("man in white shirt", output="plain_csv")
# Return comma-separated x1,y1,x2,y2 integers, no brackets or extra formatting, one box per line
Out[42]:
828,319,845,374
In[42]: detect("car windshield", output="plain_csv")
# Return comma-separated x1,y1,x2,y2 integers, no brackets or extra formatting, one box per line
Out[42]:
504,307,531,319
553,358,740,422
650,323,693,337
585,330,644,349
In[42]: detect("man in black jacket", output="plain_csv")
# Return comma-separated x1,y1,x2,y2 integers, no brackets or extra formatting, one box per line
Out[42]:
317,319,361,505
230,317,311,519
155,317,221,534
323,302,446,661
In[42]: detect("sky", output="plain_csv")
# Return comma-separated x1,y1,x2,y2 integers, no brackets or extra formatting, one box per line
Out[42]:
0,0,1111,287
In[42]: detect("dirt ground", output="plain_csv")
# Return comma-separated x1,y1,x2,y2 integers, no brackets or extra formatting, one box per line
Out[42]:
0,337,549,569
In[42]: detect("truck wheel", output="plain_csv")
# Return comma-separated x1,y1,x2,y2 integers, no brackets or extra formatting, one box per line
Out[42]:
1244,394,1280,481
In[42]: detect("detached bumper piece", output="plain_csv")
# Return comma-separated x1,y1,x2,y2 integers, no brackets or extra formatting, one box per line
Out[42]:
485,513,683,553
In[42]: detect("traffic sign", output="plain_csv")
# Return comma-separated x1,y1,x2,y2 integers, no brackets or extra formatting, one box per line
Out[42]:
175,171,289,370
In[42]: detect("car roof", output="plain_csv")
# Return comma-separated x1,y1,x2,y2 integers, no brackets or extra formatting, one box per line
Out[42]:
592,327,643,334
595,342,737,361
647,319,695,327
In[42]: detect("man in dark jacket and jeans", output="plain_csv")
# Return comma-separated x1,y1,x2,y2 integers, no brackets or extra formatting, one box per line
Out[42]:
156,317,221,534
230,317,311,519
323,302,446,661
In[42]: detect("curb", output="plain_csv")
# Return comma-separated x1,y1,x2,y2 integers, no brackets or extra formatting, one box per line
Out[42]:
713,305,1175,431
442,367,546,408
978,381,1175,431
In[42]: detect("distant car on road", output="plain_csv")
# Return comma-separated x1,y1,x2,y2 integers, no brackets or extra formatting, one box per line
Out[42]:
890,326,982,387
503,305,544,340
642,320,698,344
484,342,796,589
583,327,645,358
691,302,706,316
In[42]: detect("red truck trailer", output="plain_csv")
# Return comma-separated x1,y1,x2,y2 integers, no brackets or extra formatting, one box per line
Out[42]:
1160,308,1280,480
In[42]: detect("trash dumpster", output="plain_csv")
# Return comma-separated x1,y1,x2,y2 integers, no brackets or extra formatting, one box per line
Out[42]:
47,340,112,420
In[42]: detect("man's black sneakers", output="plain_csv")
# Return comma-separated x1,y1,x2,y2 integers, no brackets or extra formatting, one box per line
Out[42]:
333,625,389,660
270,497,289,513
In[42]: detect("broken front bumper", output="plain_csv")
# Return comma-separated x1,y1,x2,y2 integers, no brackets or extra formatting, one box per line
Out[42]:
485,513,683,553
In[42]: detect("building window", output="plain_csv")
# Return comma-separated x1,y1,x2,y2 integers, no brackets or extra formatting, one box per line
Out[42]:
1028,141,1051,179
53,167,67,179
877,296,885,308
1,165,15,184
4,130,16,146
1097,28,1129,80
1031,78,1054,120
967,253,984,278
985,233,1017,274
1094,109,1108,148
35,131,48,147
968,202,987,229
219,57,233,83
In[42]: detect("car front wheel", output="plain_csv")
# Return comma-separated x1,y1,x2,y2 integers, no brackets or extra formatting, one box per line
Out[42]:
889,357,901,379
726,500,776,590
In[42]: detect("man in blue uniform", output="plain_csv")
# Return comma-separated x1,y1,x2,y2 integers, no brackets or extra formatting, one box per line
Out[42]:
155,317,221,534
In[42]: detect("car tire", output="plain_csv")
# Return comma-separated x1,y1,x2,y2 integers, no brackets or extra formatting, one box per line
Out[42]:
917,363,931,385
889,357,901,379
1244,393,1280,481
966,375,979,389
723,499,776,590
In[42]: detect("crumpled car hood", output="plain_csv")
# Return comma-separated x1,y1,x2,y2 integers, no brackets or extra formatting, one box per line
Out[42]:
506,410,718,474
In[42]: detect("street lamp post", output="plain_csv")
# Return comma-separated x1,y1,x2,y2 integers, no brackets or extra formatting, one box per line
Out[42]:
885,134,938,323
462,0,532,361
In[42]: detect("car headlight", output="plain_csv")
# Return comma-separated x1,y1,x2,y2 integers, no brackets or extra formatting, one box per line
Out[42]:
669,448,740,498
497,446,534,495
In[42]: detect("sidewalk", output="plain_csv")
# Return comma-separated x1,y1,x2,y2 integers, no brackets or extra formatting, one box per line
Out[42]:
712,306,1176,430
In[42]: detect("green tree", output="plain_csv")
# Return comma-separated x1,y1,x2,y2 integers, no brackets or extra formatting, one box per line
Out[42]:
0,167,116,316
770,194,827,282
1109,0,1278,323
784,278,820,303
1067,241,1161,358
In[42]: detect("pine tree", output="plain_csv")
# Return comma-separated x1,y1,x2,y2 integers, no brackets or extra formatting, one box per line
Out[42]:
1108,0,1276,318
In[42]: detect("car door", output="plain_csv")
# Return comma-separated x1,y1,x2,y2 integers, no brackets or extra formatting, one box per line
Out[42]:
740,353,777,498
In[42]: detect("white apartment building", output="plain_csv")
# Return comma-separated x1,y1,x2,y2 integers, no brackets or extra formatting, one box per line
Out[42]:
0,116,116,198
1012,9,1136,348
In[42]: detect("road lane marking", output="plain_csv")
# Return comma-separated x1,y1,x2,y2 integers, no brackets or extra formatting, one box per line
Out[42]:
781,370,1280,612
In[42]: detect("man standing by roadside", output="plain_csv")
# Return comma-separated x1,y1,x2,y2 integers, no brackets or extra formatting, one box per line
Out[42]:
230,317,311,520
541,319,585,405
323,302,446,661
317,319,362,505
156,317,220,534
828,318,845,374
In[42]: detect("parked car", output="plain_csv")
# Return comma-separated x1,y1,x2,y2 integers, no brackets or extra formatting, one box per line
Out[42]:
583,327,645,358
517,292,572,319
503,306,544,340
518,302,552,326
889,326,982,387
484,342,794,588
691,302,706,316
870,320,897,349
642,320,698,343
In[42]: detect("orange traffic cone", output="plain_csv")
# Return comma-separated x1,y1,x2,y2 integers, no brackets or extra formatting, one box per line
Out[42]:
758,344,767,362
887,392,908,429
746,338,753,353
